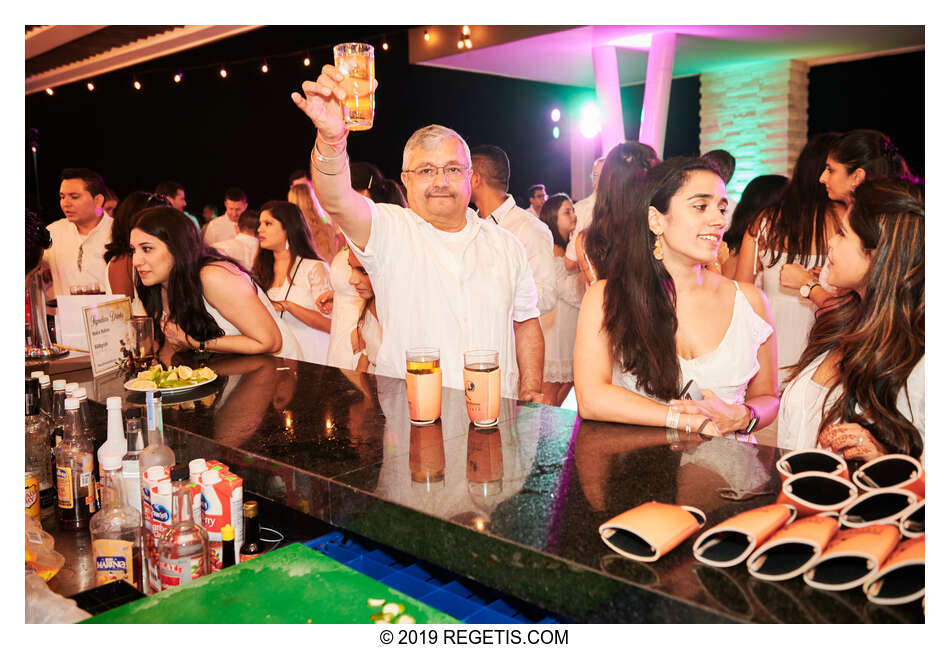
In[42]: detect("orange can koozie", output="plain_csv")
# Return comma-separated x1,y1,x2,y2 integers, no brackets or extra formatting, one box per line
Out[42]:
26,472,40,521
406,348,441,425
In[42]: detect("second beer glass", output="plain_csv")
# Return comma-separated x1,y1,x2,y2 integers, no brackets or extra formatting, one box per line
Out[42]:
463,350,501,428
406,348,441,425
333,42,375,131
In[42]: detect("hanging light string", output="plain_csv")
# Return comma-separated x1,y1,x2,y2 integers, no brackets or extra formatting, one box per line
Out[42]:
55,28,413,94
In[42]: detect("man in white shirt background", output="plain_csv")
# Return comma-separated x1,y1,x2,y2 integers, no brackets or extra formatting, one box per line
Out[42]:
155,180,201,230
293,65,547,403
203,187,248,245
212,209,260,270
43,167,113,296
470,144,557,315
526,184,547,218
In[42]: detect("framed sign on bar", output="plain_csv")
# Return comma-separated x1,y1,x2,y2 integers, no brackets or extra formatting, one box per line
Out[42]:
82,297,133,376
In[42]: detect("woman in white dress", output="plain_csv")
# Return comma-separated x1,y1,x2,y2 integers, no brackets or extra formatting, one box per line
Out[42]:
574,157,779,436
253,201,332,365
129,206,301,363
104,191,171,314
778,177,924,461
537,193,582,406
345,249,382,373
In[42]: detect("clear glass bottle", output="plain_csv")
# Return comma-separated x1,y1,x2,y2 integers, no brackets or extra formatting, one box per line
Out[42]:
158,465,209,589
50,379,66,449
35,374,52,421
55,397,97,530
72,387,100,510
122,417,144,514
139,391,175,518
25,378,54,513
89,454,143,591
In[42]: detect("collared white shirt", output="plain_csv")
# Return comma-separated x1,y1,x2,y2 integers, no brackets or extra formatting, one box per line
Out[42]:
481,194,557,314
345,197,539,398
565,192,595,263
212,232,259,270
203,215,239,245
43,214,113,296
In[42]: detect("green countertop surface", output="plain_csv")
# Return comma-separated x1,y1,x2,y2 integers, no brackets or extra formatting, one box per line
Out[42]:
83,543,459,624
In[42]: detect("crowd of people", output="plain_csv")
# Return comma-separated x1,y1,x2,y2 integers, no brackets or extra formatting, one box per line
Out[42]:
33,62,924,465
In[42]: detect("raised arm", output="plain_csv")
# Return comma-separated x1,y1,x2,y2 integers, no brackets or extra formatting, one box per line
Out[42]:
291,65,374,250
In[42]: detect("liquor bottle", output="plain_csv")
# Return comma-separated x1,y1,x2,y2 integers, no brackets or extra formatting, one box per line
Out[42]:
139,391,175,518
89,454,143,590
121,417,145,514
55,397,97,530
25,378,54,513
35,374,52,421
73,387,100,510
50,379,66,448
221,524,236,569
158,465,209,589
239,501,264,562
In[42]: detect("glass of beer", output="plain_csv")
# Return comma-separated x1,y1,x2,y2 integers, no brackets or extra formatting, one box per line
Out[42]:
406,347,441,425
463,350,501,428
409,422,445,491
333,42,375,131
128,315,155,371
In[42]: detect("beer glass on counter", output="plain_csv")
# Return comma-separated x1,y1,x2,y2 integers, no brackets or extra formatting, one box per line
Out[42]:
333,42,375,131
128,316,155,371
463,350,500,428
406,347,441,425
409,421,446,492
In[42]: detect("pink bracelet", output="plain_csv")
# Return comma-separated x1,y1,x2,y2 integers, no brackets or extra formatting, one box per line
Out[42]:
317,129,348,149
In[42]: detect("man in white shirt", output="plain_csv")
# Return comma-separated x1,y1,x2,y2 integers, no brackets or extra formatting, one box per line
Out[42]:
470,145,557,315
203,187,248,245
564,156,605,273
526,184,547,218
155,180,201,230
293,67,547,402
43,168,113,296
212,209,260,270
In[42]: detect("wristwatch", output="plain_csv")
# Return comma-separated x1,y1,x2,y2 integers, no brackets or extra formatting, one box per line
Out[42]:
742,403,759,434
800,281,819,299
198,339,207,353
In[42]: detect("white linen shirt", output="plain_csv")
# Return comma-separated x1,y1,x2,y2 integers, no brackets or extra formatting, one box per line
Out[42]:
212,232,259,270
44,214,113,296
483,195,557,315
345,197,540,398
565,192,595,263
203,215,239,245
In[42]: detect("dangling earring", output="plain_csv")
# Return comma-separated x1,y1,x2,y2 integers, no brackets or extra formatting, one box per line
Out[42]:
284,239,290,251
653,232,664,261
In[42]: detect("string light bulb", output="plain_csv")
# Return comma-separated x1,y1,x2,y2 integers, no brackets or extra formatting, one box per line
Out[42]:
462,25,471,36
133,78,142,91
45,88,54,95
303,53,311,66
86,81,95,91
457,39,464,49
261,61,269,73
424,30,430,41
219,66,228,78
465,37,473,49
381,40,389,51
173,71,182,83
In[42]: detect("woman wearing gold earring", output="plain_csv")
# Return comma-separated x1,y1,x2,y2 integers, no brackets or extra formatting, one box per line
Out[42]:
573,157,779,438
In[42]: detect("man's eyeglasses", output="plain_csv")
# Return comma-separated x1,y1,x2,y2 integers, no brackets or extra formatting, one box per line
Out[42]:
402,165,471,182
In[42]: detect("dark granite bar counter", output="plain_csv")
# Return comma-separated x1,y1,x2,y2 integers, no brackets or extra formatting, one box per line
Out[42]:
50,354,922,623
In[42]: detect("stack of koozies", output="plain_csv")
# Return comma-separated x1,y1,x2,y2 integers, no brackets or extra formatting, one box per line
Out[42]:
599,450,924,607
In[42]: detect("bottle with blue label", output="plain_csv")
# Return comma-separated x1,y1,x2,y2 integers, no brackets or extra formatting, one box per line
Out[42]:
54,397,96,530
90,454,143,590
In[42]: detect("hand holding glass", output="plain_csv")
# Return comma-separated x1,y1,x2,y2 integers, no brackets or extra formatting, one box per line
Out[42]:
333,42,375,131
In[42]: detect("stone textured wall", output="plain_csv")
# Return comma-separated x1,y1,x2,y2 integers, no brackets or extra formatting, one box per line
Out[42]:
700,59,809,198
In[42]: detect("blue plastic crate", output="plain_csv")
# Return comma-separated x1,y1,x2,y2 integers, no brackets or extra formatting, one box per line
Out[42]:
305,530,568,624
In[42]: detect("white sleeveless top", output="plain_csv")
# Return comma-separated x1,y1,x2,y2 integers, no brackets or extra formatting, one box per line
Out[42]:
612,282,773,405
202,276,303,361
778,351,925,452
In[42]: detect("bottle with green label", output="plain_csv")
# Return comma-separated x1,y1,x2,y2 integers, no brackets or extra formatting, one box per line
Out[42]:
90,454,143,590
55,397,96,530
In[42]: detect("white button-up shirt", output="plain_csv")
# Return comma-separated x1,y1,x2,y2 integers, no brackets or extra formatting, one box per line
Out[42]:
482,195,557,315
346,197,539,398
203,215,239,245
565,192,595,263
43,215,113,296
212,232,259,270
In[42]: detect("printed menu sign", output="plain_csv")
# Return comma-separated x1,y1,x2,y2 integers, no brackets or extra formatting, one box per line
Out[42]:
82,297,132,376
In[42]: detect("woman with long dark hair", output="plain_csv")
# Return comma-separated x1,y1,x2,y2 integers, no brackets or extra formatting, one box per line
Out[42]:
779,178,924,460
819,129,914,206
253,200,332,365
576,141,659,284
103,191,170,305
130,206,301,362
574,157,779,436
718,175,787,279
735,133,843,386
537,193,581,405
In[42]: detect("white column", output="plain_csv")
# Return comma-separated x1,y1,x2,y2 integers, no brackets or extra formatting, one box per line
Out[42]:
638,32,677,159
592,45,625,154
570,127,597,200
